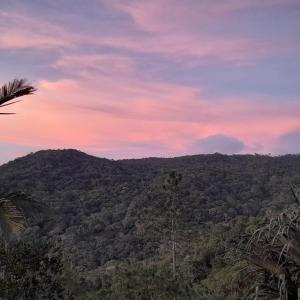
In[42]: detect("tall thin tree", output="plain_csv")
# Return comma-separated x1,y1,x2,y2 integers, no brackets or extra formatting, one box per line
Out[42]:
163,171,182,280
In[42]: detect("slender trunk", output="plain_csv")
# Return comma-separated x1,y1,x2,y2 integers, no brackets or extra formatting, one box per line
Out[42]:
171,213,176,280
254,286,259,300
172,228,176,300
164,172,182,300
171,199,176,300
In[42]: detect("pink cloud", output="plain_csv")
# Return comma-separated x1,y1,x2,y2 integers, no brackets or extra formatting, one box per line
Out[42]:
54,54,135,76
0,1,298,76
0,11,75,49
111,0,299,34
1,74,299,158
1,1,299,159
1,4,298,63
95,35,271,64
105,0,300,63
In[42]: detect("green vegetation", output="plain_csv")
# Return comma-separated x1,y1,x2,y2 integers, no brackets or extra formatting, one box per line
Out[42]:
0,240,74,299
239,189,300,299
0,149,300,298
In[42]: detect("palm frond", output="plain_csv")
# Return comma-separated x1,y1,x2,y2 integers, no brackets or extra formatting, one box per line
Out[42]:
4,192,49,217
0,193,50,243
241,198,300,299
0,199,25,242
291,185,300,204
0,79,36,111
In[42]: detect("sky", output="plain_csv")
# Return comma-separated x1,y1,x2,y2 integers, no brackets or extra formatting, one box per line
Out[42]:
0,0,300,163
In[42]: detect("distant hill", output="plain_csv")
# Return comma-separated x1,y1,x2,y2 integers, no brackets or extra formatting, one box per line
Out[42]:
0,149,300,295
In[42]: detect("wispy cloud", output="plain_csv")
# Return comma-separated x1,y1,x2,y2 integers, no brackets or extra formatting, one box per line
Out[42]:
1,76,296,159
0,0,299,161
0,11,75,49
54,54,135,76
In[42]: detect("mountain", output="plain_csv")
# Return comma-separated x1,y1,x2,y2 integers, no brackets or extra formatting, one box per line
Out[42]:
1,149,300,298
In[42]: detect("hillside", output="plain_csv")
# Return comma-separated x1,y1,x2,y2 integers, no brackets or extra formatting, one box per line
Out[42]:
1,150,300,298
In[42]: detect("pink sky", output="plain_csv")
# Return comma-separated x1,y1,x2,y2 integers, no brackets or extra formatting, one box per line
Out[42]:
0,0,300,162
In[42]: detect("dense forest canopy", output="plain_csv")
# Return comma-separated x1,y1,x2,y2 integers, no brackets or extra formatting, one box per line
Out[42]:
0,149,300,299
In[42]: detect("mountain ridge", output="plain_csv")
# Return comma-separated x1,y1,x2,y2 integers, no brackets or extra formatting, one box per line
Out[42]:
0,149,300,281
3,148,298,169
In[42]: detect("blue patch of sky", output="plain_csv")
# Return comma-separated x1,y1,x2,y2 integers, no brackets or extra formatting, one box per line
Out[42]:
0,49,62,82
0,142,40,165
208,4,300,39
11,0,140,37
131,52,300,100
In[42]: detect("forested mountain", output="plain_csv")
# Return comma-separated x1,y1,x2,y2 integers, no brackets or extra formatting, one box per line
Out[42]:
1,149,300,299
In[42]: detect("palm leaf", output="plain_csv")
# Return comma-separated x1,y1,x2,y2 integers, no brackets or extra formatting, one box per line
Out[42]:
0,79,36,112
242,199,300,299
291,185,300,204
0,79,37,241
0,199,25,242
4,192,49,218
0,193,49,243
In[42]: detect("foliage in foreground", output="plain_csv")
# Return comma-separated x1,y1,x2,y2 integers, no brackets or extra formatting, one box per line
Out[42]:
0,240,74,300
240,201,300,299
